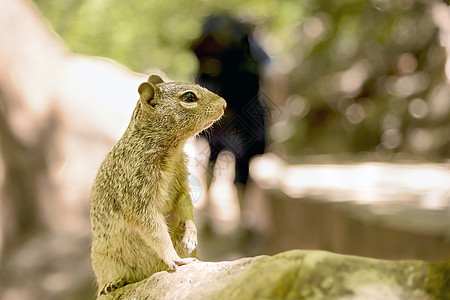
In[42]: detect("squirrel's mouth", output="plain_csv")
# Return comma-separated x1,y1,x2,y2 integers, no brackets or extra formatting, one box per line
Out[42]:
197,109,224,133
204,120,214,128
202,117,219,130
196,98,226,133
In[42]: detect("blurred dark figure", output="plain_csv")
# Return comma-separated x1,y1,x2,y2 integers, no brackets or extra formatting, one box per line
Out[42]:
192,15,269,186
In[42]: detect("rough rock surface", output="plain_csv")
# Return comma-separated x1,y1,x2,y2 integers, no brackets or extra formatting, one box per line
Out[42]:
98,250,449,300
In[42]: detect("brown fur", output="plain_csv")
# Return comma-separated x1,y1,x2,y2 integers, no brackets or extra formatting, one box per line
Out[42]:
90,75,226,295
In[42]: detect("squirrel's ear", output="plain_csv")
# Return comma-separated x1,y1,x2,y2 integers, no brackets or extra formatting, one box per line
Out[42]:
138,82,157,107
147,75,164,85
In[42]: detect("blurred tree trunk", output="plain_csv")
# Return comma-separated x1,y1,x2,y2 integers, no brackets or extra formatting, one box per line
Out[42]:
0,1,143,298
0,89,45,251
0,0,65,256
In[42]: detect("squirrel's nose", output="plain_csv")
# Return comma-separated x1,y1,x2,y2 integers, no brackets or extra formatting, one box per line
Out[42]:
221,98,227,110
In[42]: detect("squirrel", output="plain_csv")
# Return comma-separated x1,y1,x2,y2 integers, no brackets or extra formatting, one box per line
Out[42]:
90,74,226,296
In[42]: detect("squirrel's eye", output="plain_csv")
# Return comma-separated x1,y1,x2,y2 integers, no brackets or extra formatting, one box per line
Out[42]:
181,92,198,103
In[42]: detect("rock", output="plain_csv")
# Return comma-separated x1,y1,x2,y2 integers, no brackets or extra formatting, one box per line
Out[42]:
98,249,449,300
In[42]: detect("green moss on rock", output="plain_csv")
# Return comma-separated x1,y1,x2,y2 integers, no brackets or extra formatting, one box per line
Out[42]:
426,260,450,300
99,250,448,300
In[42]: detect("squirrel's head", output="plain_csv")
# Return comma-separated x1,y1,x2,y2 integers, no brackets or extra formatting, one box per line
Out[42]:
136,75,226,140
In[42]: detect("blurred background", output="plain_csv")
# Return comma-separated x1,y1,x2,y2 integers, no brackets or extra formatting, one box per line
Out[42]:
1,0,450,299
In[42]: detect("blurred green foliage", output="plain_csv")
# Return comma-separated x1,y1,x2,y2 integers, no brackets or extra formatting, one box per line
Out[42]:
33,0,450,161
277,0,450,162
33,0,307,81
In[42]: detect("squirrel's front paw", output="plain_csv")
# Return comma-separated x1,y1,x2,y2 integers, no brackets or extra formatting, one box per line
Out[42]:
165,257,200,271
182,220,198,253
164,258,180,271
174,257,200,267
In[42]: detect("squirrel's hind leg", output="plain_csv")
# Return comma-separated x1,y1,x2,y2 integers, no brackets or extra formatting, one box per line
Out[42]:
98,278,127,296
